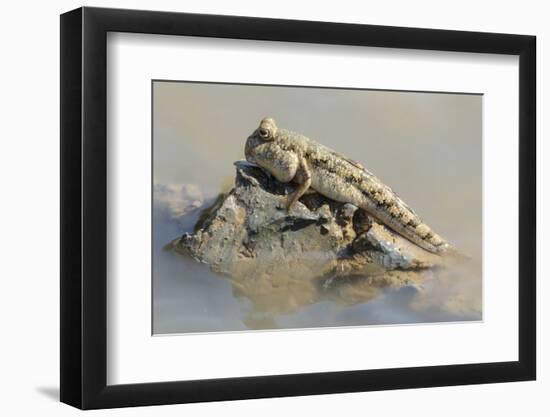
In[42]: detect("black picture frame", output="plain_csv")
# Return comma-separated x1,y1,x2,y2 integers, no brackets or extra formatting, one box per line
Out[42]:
60,6,536,410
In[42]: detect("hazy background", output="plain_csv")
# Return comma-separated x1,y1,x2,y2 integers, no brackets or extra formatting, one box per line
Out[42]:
152,80,482,334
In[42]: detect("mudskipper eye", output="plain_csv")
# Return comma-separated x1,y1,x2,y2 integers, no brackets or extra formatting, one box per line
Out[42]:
259,128,270,139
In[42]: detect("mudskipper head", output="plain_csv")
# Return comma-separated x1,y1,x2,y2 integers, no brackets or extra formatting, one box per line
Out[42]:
245,117,278,164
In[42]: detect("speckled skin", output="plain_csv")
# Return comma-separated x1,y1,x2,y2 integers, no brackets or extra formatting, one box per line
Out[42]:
245,117,450,254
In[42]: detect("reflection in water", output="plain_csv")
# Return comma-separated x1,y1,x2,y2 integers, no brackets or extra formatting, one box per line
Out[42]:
153,198,481,334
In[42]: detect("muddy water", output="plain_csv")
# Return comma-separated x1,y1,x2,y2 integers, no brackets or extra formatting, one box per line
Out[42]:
152,81,482,334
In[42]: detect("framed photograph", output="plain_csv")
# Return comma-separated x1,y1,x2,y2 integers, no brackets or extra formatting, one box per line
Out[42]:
60,6,536,409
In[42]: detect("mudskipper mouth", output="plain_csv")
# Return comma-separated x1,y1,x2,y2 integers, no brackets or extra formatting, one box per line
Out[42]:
244,136,258,164
244,151,256,165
